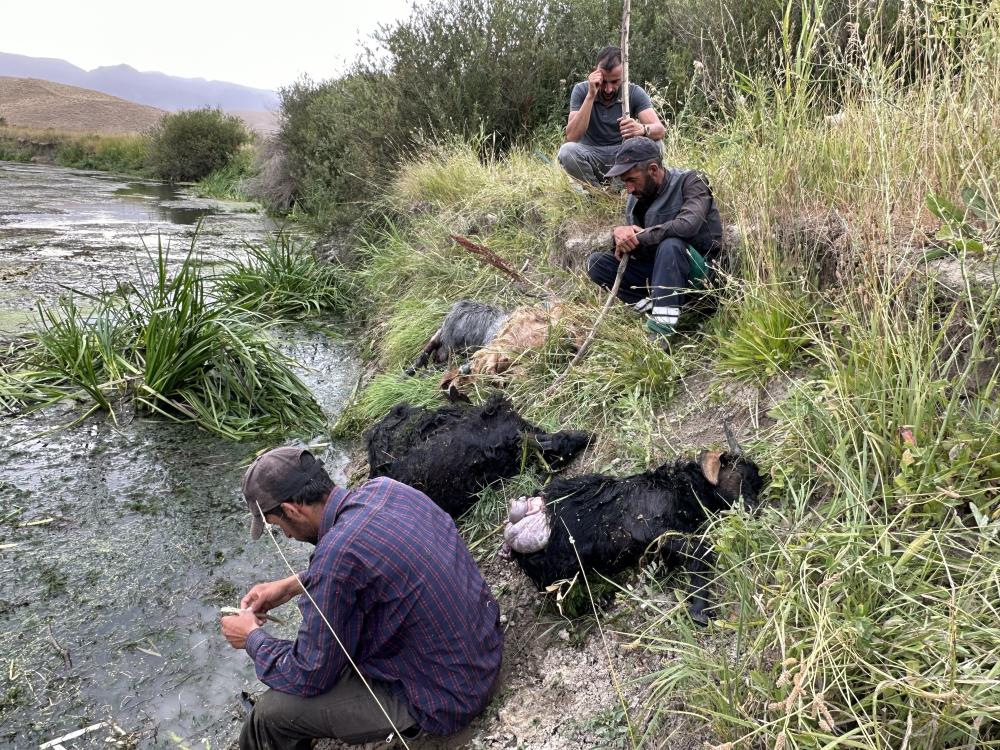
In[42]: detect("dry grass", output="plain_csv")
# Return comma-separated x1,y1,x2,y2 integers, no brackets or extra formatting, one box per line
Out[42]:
0,76,165,133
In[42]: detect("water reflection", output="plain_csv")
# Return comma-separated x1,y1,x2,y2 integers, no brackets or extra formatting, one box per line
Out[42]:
112,180,215,225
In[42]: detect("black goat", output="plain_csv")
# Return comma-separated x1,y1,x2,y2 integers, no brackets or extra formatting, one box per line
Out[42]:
366,394,590,517
406,300,509,375
513,451,765,624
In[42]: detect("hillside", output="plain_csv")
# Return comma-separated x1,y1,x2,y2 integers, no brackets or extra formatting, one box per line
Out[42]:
0,76,165,133
0,51,279,112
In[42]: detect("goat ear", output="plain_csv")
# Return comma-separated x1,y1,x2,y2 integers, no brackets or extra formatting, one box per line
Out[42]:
699,451,723,485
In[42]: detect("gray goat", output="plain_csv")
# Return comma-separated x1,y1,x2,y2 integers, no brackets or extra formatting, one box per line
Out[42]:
405,300,510,375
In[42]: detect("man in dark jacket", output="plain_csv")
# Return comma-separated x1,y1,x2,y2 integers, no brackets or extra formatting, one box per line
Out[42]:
586,137,722,340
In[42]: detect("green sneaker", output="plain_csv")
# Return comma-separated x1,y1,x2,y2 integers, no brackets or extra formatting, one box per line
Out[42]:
645,318,675,351
645,318,676,337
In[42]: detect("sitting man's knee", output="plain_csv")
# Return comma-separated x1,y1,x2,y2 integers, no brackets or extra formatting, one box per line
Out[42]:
558,141,583,167
586,251,609,282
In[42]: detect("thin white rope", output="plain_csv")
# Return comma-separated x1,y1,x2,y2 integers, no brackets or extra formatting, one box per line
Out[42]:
254,500,412,750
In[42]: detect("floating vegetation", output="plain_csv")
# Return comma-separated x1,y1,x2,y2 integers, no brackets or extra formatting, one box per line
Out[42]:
1,240,329,440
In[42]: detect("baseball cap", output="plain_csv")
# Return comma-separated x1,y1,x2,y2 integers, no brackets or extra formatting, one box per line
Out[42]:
241,446,326,540
605,136,662,178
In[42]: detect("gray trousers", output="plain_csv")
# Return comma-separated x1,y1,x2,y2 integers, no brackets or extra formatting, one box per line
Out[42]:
557,142,621,185
240,669,420,749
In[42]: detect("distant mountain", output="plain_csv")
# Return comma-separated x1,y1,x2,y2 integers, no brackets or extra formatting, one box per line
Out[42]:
0,52,280,112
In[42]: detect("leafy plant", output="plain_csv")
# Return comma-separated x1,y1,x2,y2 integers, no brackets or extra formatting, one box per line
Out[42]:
146,108,249,182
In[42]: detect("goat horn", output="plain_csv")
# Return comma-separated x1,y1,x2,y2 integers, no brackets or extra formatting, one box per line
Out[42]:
723,421,742,456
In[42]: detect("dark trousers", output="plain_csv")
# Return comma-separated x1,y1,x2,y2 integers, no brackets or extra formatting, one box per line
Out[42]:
239,670,419,750
587,237,693,319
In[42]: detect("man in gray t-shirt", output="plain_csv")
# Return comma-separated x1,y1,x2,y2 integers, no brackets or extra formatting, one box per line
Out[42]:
558,46,665,185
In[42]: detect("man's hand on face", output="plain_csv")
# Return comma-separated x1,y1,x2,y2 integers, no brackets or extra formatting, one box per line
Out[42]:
221,608,263,650
613,225,644,259
618,117,644,139
586,68,603,99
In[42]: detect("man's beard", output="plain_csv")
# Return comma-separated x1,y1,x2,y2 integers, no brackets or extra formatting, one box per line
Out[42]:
599,86,620,103
637,173,658,199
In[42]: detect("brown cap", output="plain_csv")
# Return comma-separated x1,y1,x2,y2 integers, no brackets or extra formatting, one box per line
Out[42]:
242,447,325,540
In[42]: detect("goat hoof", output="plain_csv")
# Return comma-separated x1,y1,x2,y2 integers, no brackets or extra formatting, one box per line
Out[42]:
690,608,710,627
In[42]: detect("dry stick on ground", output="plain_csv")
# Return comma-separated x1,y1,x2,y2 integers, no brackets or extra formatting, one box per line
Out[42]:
548,0,634,393
46,624,72,669
449,234,529,284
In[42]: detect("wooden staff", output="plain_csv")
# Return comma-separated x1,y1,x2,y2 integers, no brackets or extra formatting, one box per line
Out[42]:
548,0,634,393
621,0,631,121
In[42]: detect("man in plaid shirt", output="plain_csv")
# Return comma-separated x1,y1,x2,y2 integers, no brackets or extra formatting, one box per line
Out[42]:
221,447,503,749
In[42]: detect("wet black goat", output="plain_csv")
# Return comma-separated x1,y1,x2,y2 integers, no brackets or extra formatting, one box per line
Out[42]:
513,451,765,624
405,300,509,374
366,394,590,517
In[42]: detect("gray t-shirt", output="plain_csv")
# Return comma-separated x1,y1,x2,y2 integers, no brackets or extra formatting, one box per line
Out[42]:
569,81,653,147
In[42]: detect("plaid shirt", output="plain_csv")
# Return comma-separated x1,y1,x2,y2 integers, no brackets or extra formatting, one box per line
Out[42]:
245,477,503,736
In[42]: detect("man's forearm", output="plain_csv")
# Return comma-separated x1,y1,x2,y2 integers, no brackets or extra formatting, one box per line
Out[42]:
284,573,305,598
565,99,594,142
644,121,666,141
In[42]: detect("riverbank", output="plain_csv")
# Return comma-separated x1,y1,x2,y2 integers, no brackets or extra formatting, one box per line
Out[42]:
304,20,1000,746
0,124,257,201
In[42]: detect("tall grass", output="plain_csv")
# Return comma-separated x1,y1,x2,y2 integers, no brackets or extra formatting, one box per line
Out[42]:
214,233,353,319
4,242,329,440
193,145,257,201
625,1,1000,747
0,126,148,173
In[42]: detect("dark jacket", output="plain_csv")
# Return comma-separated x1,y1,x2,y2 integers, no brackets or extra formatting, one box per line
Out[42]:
626,168,723,257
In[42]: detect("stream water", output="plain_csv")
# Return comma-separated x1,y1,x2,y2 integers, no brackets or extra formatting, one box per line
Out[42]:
0,163,360,749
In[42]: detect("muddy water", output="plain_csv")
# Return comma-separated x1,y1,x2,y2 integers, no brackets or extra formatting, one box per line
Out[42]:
0,163,360,748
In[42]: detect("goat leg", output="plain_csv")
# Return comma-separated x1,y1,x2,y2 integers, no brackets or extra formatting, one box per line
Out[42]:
684,539,717,627
405,329,443,375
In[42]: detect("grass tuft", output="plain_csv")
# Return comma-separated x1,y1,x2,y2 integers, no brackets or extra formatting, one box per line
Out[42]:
5,241,327,440
215,233,353,319
332,373,443,438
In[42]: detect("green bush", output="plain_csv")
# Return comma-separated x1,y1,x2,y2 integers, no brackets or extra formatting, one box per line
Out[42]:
146,108,249,182
275,0,916,226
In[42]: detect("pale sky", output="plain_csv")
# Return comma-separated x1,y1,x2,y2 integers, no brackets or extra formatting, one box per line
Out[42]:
1,0,417,91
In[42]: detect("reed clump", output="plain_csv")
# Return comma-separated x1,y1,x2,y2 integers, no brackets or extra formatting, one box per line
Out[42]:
1,239,336,440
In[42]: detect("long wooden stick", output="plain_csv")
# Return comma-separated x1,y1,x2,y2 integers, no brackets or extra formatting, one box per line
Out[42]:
549,1,634,393
621,0,632,121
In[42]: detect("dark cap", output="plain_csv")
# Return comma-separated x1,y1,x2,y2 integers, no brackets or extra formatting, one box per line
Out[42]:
242,447,325,540
605,136,662,178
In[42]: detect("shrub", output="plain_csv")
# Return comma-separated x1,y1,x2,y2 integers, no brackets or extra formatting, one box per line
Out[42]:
277,0,919,225
146,108,249,182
